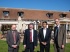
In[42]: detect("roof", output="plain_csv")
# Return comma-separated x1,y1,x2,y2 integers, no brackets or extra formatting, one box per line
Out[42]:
0,7,70,21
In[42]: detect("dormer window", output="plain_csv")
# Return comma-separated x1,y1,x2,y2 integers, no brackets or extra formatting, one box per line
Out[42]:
18,12,24,18
59,13,67,18
3,11,9,17
46,13,53,18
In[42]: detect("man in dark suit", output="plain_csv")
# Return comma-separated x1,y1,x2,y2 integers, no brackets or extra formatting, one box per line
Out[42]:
23,23,37,52
6,24,20,52
38,21,51,52
53,19,66,52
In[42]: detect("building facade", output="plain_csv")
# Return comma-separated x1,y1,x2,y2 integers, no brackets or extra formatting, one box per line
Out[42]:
0,7,70,34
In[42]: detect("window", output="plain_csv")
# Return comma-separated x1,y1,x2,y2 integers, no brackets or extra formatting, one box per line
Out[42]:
59,13,67,18
46,13,53,18
18,12,24,17
3,11,9,17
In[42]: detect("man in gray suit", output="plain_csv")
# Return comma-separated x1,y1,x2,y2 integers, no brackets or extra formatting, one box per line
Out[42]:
53,19,66,52
6,24,20,52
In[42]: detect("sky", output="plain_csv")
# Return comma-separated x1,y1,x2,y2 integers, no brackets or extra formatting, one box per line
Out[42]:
0,0,70,11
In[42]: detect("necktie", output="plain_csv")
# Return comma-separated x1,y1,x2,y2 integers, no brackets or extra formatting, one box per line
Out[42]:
12,31,16,44
55,26,58,38
30,30,32,42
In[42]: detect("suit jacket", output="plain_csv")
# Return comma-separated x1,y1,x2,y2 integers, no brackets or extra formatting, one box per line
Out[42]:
54,25,66,47
38,28,51,44
6,30,20,50
23,29,37,47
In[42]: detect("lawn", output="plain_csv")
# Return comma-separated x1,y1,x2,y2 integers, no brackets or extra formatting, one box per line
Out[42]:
0,40,70,52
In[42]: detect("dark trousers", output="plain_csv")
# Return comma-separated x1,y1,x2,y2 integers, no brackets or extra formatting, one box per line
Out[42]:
8,48,19,52
54,41,65,52
40,43,50,52
25,42,34,52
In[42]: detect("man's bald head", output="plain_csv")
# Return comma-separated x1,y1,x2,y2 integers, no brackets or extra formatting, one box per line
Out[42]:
55,19,60,26
11,24,16,30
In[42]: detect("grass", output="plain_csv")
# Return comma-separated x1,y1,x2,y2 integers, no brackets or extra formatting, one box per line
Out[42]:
0,40,70,52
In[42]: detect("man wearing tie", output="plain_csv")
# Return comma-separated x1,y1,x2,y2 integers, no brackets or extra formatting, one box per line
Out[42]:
38,21,51,52
23,23,37,52
6,24,20,52
53,19,66,52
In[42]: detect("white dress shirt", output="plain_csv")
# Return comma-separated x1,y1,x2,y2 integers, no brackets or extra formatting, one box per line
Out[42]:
43,28,47,38
30,29,34,42
55,24,60,28
57,25,60,28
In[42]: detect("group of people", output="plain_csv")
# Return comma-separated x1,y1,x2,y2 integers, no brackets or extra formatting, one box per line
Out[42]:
6,19,66,52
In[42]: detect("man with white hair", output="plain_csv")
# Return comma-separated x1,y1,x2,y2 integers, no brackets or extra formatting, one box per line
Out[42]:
23,23,38,52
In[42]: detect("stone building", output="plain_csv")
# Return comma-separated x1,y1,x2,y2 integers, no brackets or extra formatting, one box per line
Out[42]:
0,7,70,35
